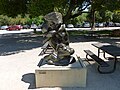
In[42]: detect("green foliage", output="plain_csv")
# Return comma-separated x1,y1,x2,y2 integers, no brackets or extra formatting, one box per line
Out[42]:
0,0,27,17
28,0,53,17
67,13,88,25
104,0,120,11
105,10,113,22
67,30,88,36
0,14,44,26
0,0,120,24
111,29,120,37
35,16,44,25
88,0,120,29
95,11,102,22
67,30,113,36
30,16,44,25
112,12,120,23
8,15,29,25
27,0,66,17
97,10,114,22
76,13,88,23
27,0,91,22
0,15,10,25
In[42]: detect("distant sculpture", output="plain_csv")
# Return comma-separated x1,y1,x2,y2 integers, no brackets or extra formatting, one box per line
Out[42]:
41,12,75,66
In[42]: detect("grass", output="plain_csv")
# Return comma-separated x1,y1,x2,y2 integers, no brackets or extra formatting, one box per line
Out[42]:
35,29,120,37
67,30,113,36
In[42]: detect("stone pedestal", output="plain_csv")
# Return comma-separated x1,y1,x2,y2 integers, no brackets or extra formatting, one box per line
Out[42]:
35,59,87,88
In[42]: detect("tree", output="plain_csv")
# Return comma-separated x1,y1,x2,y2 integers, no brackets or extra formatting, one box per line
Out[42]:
27,0,120,22
27,0,91,23
27,0,65,16
88,0,120,30
0,0,28,17
62,0,91,23
1,0,120,25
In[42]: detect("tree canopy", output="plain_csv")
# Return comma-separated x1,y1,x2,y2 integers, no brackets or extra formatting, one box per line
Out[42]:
0,0,28,17
27,0,120,23
0,0,120,23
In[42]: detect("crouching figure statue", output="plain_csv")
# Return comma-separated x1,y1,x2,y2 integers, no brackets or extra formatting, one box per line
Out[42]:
41,12,75,66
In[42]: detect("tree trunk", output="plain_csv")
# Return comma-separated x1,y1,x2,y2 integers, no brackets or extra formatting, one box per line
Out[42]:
91,10,96,31
33,28,36,33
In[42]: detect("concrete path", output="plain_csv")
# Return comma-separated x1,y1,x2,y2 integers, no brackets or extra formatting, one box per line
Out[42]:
0,33,120,90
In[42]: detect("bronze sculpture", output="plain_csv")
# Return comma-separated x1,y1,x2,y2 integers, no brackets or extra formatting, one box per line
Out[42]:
41,12,75,66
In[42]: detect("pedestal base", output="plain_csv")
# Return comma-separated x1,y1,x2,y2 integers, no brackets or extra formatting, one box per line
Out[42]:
35,59,87,88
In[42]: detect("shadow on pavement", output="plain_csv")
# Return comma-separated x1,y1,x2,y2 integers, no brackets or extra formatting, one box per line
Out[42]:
0,32,120,56
21,73,36,89
0,33,95,56
0,32,43,56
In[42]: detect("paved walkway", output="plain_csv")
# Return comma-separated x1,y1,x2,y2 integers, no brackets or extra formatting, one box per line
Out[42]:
0,33,120,90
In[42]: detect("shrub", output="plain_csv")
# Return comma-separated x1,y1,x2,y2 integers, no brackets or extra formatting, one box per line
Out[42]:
111,29,120,37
